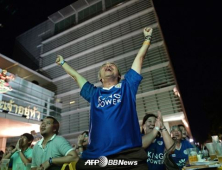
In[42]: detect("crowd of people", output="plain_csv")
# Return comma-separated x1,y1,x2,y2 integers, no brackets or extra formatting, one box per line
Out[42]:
0,27,200,170
0,116,196,170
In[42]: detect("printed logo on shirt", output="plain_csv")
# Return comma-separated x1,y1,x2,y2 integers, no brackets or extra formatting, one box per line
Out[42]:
115,83,122,88
157,141,163,145
176,159,186,167
147,151,164,165
97,94,121,108
183,150,188,155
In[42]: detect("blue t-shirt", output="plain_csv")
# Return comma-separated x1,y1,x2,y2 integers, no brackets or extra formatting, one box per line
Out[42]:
145,137,165,170
80,69,143,159
171,140,194,169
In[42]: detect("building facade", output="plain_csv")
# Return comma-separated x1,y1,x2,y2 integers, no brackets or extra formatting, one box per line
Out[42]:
15,0,190,143
0,54,59,150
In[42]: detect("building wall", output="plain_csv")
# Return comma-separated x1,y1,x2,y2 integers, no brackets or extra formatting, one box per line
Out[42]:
0,70,58,121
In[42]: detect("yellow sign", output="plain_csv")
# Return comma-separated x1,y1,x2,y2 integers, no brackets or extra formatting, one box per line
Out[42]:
0,100,41,120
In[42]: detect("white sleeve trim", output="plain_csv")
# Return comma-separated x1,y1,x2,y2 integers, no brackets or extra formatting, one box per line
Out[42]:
65,148,74,156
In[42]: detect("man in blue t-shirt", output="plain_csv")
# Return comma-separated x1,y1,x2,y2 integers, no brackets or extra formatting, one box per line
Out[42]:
56,27,153,169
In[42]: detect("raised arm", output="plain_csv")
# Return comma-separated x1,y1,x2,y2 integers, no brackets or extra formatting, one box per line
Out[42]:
131,27,153,74
56,55,87,89
157,111,174,150
4,139,32,164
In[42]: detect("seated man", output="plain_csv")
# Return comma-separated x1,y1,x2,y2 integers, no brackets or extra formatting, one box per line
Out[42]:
31,116,78,170
3,133,33,170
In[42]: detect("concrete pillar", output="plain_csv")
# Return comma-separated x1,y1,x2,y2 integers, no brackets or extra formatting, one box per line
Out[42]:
102,0,106,11
0,137,7,152
47,98,50,116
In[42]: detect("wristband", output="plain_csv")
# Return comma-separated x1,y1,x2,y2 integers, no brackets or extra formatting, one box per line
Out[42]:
160,126,167,132
154,126,160,131
143,41,150,46
144,35,152,41
78,151,83,157
49,157,53,165
60,60,66,66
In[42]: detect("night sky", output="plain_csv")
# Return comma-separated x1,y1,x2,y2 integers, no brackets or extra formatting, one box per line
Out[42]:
0,0,222,143
152,0,222,143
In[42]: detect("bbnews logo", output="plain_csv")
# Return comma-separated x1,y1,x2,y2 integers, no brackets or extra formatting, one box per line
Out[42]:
85,156,138,167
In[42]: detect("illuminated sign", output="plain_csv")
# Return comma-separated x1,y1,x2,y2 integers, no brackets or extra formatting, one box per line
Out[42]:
0,100,41,120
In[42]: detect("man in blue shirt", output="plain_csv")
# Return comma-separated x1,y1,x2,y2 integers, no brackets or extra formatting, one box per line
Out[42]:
56,27,153,169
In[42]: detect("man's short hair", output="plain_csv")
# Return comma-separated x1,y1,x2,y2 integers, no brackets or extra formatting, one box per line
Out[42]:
46,116,60,135
21,133,34,146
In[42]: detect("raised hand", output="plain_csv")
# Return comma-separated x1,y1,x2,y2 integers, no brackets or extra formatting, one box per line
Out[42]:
143,27,153,41
15,138,21,151
56,55,64,66
157,111,164,129
155,118,161,130
77,134,84,146
143,27,153,36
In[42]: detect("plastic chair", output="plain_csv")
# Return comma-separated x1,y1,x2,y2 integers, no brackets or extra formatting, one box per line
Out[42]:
61,161,76,170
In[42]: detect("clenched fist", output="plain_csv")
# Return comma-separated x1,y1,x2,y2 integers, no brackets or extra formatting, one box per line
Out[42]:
56,55,64,66
143,27,153,37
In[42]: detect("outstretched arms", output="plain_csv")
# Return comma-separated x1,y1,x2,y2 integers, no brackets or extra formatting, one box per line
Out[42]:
56,55,87,89
131,27,153,74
